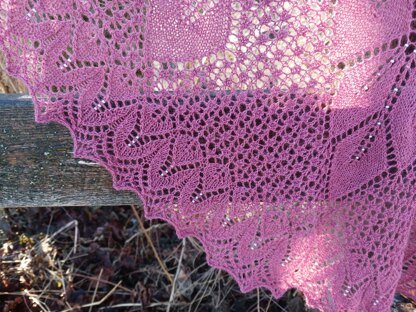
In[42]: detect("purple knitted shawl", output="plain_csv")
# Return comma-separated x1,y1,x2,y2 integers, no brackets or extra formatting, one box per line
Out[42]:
1,0,416,310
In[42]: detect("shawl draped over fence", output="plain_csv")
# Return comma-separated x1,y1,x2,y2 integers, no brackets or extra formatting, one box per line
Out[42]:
1,0,416,311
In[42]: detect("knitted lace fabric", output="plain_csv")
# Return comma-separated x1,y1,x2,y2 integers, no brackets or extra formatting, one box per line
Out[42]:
1,0,416,311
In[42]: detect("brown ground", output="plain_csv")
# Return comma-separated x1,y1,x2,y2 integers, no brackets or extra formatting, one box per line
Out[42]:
0,206,312,312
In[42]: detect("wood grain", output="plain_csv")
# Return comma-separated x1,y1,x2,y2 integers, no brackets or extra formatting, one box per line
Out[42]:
0,94,141,208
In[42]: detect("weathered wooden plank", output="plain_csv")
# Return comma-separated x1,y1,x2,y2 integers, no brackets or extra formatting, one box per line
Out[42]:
0,94,141,208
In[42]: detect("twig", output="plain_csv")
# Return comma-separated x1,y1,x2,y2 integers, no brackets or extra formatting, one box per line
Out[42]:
38,275,54,304
89,268,103,312
215,273,234,308
71,273,135,294
73,220,79,254
40,220,78,255
167,238,186,312
125,223,169,244
130,205,173,284
22,295,32,312
98,301,186,310
98,303,142,310
187,237,205,254
189,268,215,312
0,291,60,296
60,281,122,312
257,288,260,312
23,289,51,312
265,295,273,312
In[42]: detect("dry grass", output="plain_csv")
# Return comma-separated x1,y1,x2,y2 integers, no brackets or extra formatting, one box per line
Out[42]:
0,206,415,312
0,206,313,312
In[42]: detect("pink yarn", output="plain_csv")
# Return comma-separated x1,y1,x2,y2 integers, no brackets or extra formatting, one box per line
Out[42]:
1,0,416,310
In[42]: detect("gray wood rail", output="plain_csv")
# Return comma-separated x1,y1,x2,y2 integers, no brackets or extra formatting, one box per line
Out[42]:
0,94,140,208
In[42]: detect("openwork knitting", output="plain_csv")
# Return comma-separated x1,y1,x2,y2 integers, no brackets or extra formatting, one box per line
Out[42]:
1,0,416,311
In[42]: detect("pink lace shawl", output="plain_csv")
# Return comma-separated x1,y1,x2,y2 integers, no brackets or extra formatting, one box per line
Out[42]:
1,0,416,311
